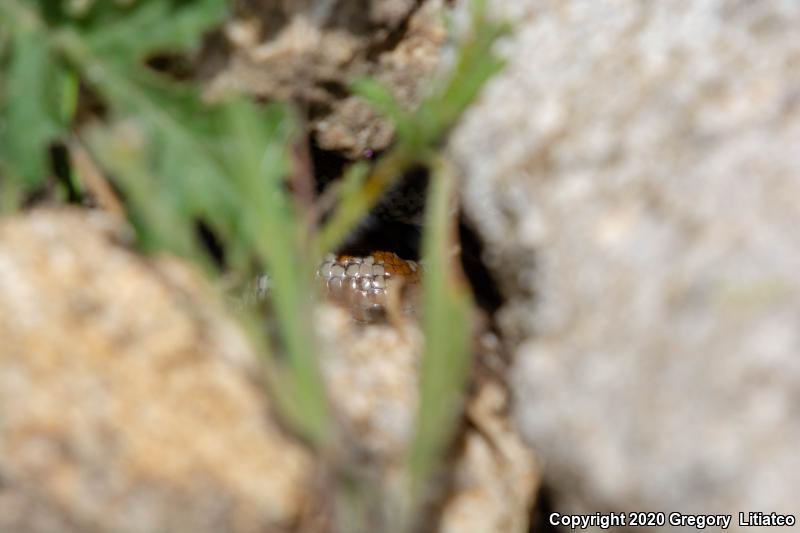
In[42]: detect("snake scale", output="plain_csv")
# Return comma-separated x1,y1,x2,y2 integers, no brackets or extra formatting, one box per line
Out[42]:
250,168,429,322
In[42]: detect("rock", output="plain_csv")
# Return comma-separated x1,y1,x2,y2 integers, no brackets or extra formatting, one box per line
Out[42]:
450,0,800,523
206,0,447,157
316,303,422,466
439,377,539,533
315,304,538,532
313,0,447,157
0,210,313,533
0,208,536,533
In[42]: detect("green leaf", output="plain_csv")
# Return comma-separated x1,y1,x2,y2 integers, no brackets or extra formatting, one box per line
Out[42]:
84,119,203,262
0,175,23,213
86,0,227,66
85,96,331,446
0,25,68,186
59,68,80,122
220,99,330,445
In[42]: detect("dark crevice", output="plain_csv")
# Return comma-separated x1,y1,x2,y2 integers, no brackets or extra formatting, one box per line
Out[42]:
309,136,352,194
50,144,81,204
365,0,426,61
458,218,503,316
311,135,424,258
145,53,194,81
327,164,427,259
317,79,351,101
234,0,292,42
529,485,562,533
371,165,429,226
73,81,108,125
196,221,226,270
338,219,422,260
311,134,506,321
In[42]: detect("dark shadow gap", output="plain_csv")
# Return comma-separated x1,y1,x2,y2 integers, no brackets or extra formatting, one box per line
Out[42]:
196,220,226,270
529,485,562,533
458,218,503,317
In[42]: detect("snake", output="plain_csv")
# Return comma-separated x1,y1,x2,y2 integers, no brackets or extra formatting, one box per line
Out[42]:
321,167,430,321
317,250,421,322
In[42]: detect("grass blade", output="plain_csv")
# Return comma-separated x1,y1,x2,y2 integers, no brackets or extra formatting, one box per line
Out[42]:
407,157,473,503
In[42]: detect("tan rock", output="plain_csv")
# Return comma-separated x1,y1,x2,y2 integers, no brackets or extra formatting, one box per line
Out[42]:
0,209,313,533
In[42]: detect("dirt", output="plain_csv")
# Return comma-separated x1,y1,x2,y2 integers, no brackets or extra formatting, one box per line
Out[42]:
204,0,447,157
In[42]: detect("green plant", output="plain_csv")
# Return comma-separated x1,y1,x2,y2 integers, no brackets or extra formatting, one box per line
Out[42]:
0,0,508,529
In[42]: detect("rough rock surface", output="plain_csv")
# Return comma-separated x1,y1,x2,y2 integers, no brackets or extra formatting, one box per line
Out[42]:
316,304,422,466
0,210,312,533
0,208,536,533
439,377,539,533
207,0,446,157
315,304,538,533
450,0,800,523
